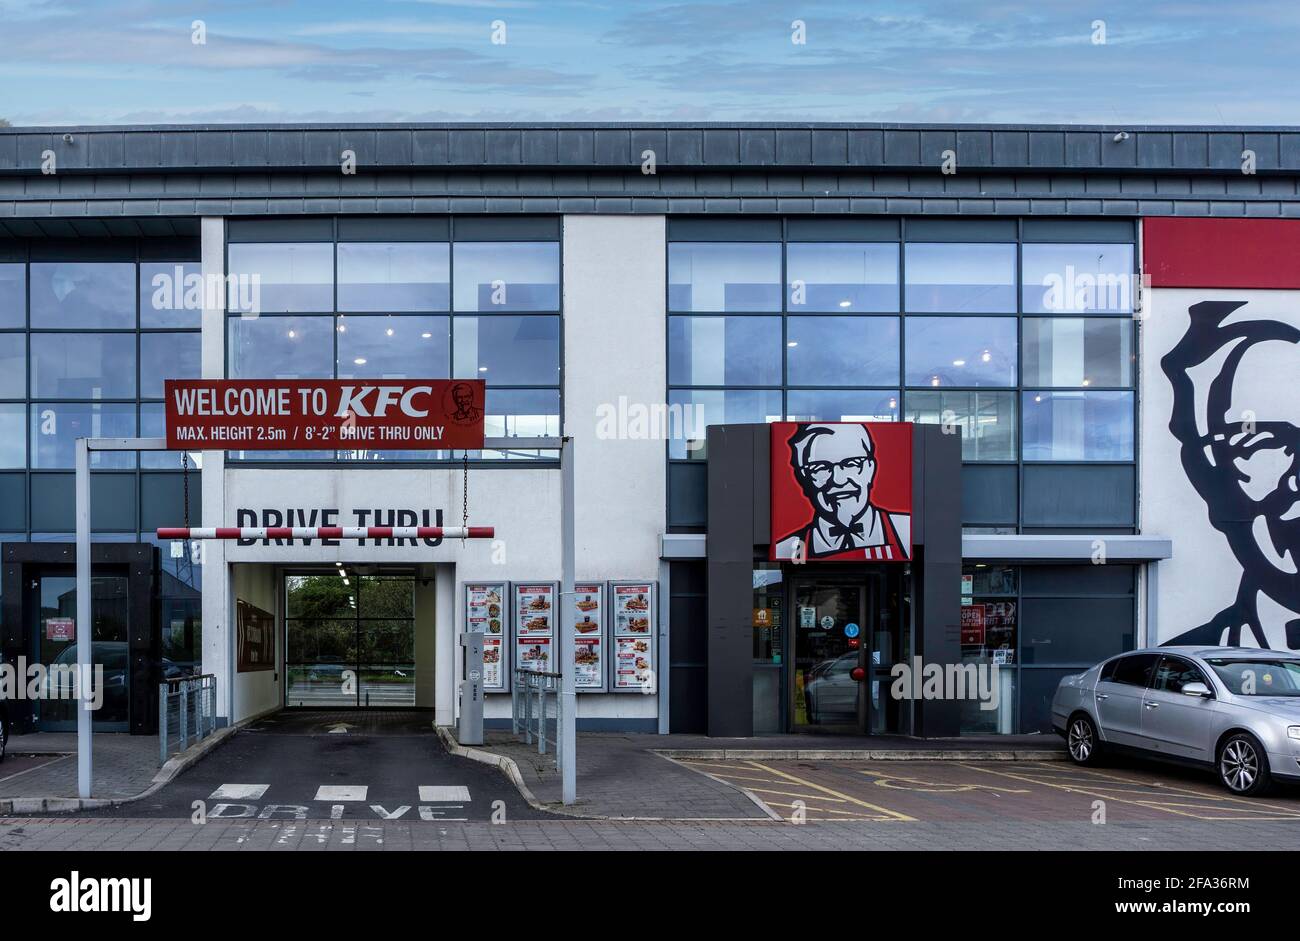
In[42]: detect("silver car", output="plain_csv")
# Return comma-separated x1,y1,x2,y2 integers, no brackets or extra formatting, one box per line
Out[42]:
1052,646,1300,796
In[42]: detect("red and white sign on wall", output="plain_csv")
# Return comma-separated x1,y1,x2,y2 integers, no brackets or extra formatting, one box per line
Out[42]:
164,379,486,450
770,422,913,562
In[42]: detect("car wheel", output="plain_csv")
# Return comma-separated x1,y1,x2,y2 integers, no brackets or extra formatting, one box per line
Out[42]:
1066,713,1103,765
1218,733,1271,796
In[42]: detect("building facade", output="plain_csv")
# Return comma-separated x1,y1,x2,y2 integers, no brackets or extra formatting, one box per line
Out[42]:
0,123,1296,739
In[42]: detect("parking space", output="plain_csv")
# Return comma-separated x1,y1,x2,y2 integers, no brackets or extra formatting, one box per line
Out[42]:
66,710,545,822
679,757,1300,824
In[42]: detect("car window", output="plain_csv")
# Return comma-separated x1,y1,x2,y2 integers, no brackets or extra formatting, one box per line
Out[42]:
1151,656,1207,694
1099,658,1119,682
1107,653,1159,688
1206,659,1300,696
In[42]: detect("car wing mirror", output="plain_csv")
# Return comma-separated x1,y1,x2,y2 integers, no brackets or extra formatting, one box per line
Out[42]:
1181,681,1212,698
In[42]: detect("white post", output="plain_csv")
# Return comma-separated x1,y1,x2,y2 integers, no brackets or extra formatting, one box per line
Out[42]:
75,438,92,798
558,436,576,804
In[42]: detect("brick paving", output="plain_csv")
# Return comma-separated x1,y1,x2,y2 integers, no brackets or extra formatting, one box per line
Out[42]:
481,732,771,818
2,814,1298,851
0,733,160,801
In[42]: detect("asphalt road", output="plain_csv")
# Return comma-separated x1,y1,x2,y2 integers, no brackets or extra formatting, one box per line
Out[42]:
78,710,544,822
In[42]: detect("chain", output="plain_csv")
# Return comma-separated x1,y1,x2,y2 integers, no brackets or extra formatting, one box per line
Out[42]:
461,451,469,534
182,451,190,530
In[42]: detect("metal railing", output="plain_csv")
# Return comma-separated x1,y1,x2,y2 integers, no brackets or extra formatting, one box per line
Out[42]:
511,668,561,758
159,673,217,765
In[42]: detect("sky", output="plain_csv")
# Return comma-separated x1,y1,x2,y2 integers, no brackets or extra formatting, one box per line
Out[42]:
1,0,1297,126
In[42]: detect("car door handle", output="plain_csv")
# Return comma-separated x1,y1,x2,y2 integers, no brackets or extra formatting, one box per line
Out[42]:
1095,693,1109,700
1144,701,1159,709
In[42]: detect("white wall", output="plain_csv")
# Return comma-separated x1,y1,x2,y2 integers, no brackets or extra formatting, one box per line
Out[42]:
564,215,666,724
229,563,282,721
1142,287,1300,648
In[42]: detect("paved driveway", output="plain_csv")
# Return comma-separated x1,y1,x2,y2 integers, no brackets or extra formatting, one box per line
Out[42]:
74,710,544,822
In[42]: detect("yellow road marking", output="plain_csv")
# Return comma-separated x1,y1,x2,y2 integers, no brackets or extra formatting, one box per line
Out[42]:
964,764,1300,821
747,787,849,803
987,763,1300,815
744,761,917,821
763,801,894,820
858,769,1032,794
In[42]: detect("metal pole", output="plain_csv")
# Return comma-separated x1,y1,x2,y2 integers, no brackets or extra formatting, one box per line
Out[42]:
75,437,92,798
159,684,166,765
558,436,576,804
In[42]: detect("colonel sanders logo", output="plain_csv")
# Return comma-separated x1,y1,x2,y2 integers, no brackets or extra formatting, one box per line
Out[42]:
771,422,912,562
1162,300,1300,649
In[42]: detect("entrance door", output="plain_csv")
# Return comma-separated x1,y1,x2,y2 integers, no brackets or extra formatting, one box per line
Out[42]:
29,573,131,731
792,581,867,733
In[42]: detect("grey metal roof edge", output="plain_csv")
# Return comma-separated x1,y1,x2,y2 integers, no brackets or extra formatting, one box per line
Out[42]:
660,533,1174,561
961,534,1173,561
2,123,1298,178
4,122,1299,133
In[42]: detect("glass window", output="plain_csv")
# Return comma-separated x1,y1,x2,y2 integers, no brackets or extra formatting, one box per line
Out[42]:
30,262,136,328
786,243,899,312
965,564,1017,595
452,314,559,386
1023,318,1133,388
0,334,25,398
337,315,449,379
226,243,333,313
479,388,561,460
904,317,1017,387
666,388,782,459
1104,653,1158,688
668,243,782,312
1022,243,1135,314
337,242,449,312
30,402,136,468
1151,656,1209,694
669,316,781,386
140,262,203,327
140,332,201,398
140,403,202,469
452,242,559,312
905,390,1017,461
0,263,25,328
1206,658,1300,696
31,333,136,399
0,404,24,467
228,315,334,380
1022,390,1134,461
786,389,899,422
904,243,1016,313
786,316,899,386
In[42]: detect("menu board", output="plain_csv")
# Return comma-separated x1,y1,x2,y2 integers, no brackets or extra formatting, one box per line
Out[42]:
464,582,508,691
611,582,656,692
513,583,556,674
573,583,605,691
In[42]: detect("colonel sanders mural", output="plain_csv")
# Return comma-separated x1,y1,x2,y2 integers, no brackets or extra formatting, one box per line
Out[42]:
770,422,912,562
1161,300,1300,649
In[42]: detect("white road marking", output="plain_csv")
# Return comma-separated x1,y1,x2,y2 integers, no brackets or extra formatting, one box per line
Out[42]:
314,785,368,801
209,784,269,800
419,786,471,802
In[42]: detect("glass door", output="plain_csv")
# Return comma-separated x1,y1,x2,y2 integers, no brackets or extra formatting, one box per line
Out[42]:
30,573,131,731
284,572,416,708
791,581,867,733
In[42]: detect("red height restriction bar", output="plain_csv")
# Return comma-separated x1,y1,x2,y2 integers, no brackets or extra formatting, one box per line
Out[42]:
163,378,487,451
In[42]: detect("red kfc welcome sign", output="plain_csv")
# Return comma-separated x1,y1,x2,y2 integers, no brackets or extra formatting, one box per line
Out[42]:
770,422,913,562
164,379,486,450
